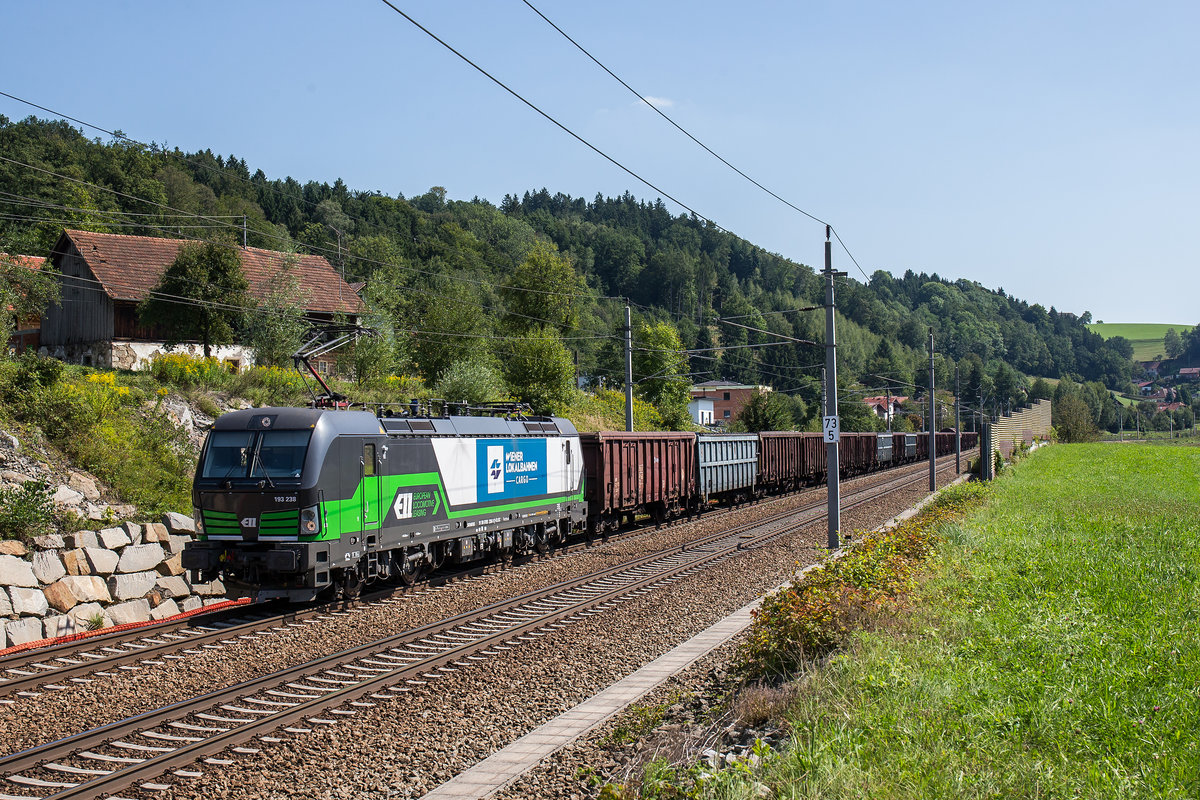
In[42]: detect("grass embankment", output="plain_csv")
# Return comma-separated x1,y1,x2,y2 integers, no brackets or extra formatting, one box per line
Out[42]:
723,444,1199,799
1087,322,1193,361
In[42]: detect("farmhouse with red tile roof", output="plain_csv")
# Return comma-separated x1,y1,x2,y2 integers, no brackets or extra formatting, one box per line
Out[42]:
40,229,361,370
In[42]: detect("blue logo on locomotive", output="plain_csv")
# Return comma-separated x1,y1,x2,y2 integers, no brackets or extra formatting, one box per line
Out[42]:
477,439,547,499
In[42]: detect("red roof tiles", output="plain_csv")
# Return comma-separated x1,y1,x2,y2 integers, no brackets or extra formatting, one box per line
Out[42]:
54,230,361,315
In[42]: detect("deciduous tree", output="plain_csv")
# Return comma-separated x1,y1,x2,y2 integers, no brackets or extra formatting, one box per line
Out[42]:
139,241,250,358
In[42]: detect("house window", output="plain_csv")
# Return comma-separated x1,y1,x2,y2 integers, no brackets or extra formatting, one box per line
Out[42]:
723,409,731,419
723,392,730,401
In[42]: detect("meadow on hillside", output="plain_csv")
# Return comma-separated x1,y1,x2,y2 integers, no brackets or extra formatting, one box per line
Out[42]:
1088,322,1193,361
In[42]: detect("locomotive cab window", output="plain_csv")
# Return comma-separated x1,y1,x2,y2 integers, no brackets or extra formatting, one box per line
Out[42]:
252,430,311,478
200,431,253,478
363,443,377,476
199,429,311,480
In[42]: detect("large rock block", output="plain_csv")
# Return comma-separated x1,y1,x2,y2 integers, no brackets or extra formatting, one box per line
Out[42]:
68,602,109,630
54,575,111,606
167,535,192,555
83,547,119,575
0,554,37,587
97,527,131,550
122,522,143,545
32,550,66,584
180,596,203,613
68,472,101,502
157,553,184,577
71,531,99,550
106,600,151,625
6,616,43,645
0,618,5,648
44,614,78,639
53,485,84,507
10,586,48,617
0,540,28,556
143,522,170,544
189,577,227,597
150,598,181,620
108,570,157,601
33,534,66,550
154,575,190,598
0,587,11,615
163,512,196,534
117,544,164,574
62,548,87,576
43,580,79,613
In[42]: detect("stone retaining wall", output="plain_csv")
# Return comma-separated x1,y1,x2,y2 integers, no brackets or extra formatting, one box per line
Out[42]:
0,512,228,648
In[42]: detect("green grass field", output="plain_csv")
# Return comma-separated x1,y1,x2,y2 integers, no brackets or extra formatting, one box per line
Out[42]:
723,444,1200,799
1088,322,1193,362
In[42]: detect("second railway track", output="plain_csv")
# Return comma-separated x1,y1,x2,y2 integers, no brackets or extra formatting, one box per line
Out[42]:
0,459,964,799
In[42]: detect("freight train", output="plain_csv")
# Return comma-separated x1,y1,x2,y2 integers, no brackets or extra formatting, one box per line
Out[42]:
182,405,977,602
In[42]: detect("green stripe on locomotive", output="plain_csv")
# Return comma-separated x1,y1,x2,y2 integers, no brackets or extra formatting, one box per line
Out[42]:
315,471,586,541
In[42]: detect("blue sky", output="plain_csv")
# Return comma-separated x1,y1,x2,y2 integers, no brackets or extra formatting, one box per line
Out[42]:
4,1,1197,324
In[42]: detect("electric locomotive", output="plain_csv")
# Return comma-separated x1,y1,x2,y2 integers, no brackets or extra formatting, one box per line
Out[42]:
182,406,586,601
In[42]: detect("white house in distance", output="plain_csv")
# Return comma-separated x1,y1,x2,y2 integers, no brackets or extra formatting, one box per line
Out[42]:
688,397,714,426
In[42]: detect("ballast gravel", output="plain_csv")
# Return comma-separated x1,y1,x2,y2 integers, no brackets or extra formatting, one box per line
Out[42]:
1,461,961,798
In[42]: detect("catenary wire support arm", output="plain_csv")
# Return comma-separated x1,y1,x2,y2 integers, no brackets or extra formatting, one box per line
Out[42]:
293,324,375,408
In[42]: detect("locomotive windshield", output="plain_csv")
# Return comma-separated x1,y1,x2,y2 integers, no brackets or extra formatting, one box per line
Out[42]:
200,429,311,480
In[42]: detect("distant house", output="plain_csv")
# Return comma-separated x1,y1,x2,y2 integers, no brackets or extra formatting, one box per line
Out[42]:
1,253,48,355
41,230,361,370
1145,361,1162,378
862,395,908,425
1179,367,1200,381
1157,402,1185,413
689,379,770,425
687,397,714,426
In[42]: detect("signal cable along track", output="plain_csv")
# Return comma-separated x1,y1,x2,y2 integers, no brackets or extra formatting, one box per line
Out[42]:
0,458,964,800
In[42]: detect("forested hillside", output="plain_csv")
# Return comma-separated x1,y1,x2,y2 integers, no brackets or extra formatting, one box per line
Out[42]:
0,115,1146,430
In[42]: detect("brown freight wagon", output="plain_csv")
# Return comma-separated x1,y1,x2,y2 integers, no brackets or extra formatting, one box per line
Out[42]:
578,431,698,535
758,432,826,491
838,432,878,475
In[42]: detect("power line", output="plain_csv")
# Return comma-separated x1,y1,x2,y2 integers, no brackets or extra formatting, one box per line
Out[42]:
375,0,722,231
518,0,871,282
0,94,612,306
0,153,615,332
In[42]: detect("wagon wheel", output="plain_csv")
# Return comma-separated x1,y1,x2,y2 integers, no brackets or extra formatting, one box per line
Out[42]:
397,547,425,586
339,567,364,599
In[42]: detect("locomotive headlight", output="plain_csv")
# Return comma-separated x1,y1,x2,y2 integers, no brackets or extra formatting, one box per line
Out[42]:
301,504,321,534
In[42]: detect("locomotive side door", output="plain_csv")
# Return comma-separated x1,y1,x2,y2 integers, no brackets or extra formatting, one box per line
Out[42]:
361,441,382,531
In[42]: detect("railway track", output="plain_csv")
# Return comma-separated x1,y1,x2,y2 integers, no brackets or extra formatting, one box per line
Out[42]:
0,455,965,700
0,459,963,799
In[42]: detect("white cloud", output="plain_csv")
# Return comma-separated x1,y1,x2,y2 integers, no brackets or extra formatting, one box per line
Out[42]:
640,96,674,109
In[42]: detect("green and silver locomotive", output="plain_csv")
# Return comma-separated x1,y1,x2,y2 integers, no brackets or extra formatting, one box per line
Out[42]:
182,407,586,601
